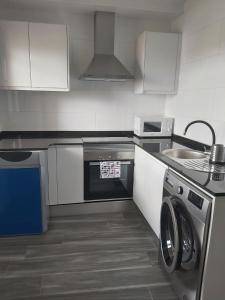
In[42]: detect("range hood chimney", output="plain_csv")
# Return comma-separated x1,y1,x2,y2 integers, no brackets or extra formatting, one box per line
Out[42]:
80,12,134,81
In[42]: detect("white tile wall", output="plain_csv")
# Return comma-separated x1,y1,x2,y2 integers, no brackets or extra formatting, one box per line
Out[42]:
166,0,225,145
0,8,170,131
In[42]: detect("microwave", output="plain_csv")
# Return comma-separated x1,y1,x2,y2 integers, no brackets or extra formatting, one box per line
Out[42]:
134,116,174,137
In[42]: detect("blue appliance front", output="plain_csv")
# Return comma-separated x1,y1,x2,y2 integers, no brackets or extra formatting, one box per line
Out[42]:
0,167,43,235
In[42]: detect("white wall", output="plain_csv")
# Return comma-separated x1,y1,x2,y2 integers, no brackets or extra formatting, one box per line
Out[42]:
166,0,225,145
0,8,170,131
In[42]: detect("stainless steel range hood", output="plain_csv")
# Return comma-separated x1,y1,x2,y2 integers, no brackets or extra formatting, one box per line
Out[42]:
80,12,134,81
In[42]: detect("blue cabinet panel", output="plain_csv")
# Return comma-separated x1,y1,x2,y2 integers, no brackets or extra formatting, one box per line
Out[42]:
0,168,42,235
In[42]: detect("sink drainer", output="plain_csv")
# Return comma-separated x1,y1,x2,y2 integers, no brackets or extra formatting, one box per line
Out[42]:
176,158,225,173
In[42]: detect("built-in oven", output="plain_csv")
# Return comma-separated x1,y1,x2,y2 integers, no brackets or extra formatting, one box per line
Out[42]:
84,143,134,201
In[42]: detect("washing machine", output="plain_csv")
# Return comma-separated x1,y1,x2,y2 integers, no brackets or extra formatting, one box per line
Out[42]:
160,169,212,300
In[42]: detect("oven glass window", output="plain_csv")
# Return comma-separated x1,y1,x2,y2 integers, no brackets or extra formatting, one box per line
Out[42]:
144,122,162,133
84,161,134,201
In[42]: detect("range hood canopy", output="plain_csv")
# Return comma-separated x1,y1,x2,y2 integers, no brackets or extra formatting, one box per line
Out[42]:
80,12,134,81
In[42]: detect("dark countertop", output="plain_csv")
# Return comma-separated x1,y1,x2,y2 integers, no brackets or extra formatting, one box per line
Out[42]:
0,131,133,150
134,136,225,197
0,137,135,151
0,138,83,151
0,131,224,197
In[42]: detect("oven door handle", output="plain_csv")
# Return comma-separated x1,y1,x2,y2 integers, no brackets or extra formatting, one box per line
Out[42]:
89,161,132,166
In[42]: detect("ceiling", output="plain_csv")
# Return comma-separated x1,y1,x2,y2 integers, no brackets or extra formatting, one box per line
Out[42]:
0,0,185,17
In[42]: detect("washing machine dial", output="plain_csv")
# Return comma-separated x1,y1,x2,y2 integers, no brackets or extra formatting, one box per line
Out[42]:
177,186,184,195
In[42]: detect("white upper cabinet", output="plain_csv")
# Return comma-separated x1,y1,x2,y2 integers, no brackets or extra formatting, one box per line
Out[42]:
0,20,69,91
0,21,31,89
135,31,181,95
29,23,69,91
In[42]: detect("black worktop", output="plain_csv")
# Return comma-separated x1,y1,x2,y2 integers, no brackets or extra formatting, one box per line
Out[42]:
0,131,224,197
134,136,225,197
0,131,133,151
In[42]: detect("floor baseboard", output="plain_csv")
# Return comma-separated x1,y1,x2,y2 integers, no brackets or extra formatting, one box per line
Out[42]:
49,200,136,217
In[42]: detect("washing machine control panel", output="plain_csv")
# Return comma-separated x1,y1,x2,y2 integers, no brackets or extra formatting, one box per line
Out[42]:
164,170,212,223
188,190,204,209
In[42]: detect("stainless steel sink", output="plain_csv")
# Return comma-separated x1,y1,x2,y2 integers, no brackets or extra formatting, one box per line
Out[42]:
161,148,225,173
162,148,207,160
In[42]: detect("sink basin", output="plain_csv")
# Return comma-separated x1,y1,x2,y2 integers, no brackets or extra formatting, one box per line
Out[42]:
162,148,207,160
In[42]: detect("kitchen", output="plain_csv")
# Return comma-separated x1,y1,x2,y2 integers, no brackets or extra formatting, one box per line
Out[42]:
0,0,225,300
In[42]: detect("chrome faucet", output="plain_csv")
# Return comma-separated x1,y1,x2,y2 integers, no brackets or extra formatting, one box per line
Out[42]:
184,120,216,145
183,120,225,164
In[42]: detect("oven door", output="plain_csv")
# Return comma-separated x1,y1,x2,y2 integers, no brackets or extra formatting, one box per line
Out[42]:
84,160,134,201
160,196,199,274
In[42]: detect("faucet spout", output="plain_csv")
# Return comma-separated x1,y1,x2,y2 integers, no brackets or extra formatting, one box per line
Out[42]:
183,120,216,145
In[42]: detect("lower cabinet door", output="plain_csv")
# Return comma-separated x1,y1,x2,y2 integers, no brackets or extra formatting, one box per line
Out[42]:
0,167,42,235
133,146,167,237
57,145,84,204
48,147,58,205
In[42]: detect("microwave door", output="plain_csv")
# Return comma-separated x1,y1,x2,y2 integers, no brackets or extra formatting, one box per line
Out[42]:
143,122,162,133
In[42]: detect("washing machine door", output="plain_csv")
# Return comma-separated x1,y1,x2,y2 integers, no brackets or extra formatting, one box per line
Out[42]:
177,199,199,271
160,196,199,273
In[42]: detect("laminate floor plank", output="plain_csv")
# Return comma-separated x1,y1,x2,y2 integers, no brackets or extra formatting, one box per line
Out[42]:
26,236,156,259
49,212,126,224
0,245,26,262
149,284,179,300
0,234,64,247
0,206,177,300
0,276,41,300
0,262,9,278
62,228,152,242
49,218,149,238
40,266,168,296
4,249,156,278
7,287,153,300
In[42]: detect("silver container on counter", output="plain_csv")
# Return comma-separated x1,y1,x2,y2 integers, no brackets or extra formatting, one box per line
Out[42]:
210,144,225,165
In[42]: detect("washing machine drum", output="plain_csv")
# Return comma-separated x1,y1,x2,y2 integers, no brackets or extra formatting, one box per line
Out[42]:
160,196,199,273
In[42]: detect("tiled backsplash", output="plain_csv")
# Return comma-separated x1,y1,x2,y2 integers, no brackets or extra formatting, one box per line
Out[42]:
166,0,225,145
0,10,170,131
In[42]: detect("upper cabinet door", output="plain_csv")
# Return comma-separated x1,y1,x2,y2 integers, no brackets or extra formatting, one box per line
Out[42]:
0,21,31,89
135,31,181,95
145,32,181,94
29,23,69,91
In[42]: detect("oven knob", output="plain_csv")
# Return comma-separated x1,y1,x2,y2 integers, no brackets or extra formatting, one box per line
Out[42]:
177,186,183,195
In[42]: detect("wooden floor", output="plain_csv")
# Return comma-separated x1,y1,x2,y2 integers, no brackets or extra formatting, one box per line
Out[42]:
0,205,178,300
